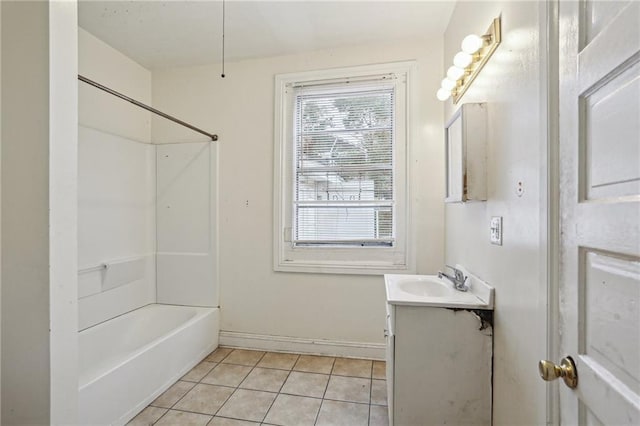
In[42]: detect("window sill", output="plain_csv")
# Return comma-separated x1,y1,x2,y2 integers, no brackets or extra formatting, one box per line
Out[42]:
274,259,415,276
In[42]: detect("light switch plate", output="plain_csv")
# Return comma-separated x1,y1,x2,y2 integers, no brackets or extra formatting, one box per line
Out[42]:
490,216,503,245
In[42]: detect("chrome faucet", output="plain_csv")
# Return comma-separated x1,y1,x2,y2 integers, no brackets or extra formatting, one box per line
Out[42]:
438,265,469,292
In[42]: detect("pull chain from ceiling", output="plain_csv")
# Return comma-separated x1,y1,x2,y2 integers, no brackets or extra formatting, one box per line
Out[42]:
221,0,226,78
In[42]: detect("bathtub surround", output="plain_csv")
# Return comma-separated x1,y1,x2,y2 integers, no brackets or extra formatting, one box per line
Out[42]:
77,26,222,425
1,1,79,423
78,126,157,329
78,29,219,329
152,37,445,357
78,28,156,329
444,2,549,424
156,142,219,307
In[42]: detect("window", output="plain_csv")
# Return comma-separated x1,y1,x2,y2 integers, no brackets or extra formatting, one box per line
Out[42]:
274,62,415,274
295,86,394,246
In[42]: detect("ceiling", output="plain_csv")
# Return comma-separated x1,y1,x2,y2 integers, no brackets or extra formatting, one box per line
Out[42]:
79,0,456,70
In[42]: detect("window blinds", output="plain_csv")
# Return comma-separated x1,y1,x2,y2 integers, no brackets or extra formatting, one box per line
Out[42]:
293,85,395,246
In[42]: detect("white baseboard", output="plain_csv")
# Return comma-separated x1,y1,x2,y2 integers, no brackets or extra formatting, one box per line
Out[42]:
219,331,386,360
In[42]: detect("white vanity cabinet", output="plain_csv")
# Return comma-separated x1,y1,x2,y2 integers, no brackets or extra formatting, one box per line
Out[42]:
386,304,493,425
445,103,487,202
384,271,494,426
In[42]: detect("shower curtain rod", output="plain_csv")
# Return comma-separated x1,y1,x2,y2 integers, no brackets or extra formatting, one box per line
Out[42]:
78,75,218,141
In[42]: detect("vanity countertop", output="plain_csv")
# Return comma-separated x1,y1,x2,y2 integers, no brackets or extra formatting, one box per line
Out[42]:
385,266,494,310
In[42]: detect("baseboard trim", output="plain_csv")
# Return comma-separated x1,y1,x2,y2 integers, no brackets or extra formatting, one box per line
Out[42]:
219,331,385,360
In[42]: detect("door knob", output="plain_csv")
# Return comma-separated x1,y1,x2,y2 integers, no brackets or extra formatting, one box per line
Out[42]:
538,356,578,389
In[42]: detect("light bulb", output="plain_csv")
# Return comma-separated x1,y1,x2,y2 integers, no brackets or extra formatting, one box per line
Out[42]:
436,88,451,101
453,51,473,68
461,34,483,54
446,66,465,81
441,78,457,91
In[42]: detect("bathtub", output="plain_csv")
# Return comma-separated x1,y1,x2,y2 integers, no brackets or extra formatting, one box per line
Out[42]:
79,304,219,425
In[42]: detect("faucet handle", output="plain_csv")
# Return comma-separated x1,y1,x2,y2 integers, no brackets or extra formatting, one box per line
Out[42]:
445,265,466,282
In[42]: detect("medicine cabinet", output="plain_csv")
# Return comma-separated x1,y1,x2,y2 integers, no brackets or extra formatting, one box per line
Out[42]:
444,103,487,202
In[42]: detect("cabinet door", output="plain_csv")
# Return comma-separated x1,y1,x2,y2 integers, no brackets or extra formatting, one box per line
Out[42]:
394,306,492,425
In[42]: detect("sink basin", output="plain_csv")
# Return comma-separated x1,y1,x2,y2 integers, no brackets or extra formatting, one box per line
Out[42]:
384,270,494,309
397,277,452,297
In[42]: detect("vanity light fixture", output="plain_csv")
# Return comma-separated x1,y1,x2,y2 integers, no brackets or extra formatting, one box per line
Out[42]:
446,66,465,81
437,16,502,103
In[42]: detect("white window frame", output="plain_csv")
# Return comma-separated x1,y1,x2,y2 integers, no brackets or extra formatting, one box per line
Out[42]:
273,62,416,275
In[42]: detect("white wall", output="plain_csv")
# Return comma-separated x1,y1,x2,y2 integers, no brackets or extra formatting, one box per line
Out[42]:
443,2,547,425
49,1,79,422
1,2,51,422
78,28,156,329
1,1,78,423
152,38,444,349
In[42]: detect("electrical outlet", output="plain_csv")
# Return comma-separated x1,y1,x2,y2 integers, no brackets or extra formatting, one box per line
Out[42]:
490,216,503,245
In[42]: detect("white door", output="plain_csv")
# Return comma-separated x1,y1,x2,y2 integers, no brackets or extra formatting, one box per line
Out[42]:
556,0,640,424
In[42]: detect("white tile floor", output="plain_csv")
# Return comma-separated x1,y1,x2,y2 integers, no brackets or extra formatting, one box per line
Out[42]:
127,347,388,426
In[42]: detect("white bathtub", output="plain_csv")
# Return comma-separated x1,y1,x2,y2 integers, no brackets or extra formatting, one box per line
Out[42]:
79,304,219,425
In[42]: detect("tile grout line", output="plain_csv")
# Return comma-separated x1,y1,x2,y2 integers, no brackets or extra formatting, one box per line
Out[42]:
214,351,307,423
249,351,278,424
202,350,239,420
153,347,235,425
154,407,214,422
152,407,170,425
212,349,263,421
156,348,230,424
313,357,337,426
162,380,196,411
260,353,301,424
324,357,337,400
143,349,383,426
366,361,373,426
216,350,306,424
